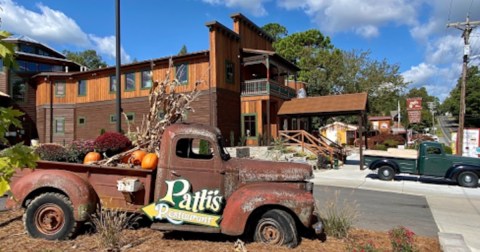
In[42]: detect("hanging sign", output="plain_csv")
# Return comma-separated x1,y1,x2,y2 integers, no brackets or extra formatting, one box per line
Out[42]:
142,179,224,227
406,97,422,111
408,110,422,123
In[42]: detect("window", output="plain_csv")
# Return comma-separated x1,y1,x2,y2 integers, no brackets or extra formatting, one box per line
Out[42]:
109,75,117,93
54,117,65,134
11,80,27,102
55,81,66,97
0,58,3,72
78,80,87,96
78,117,86,126
242,114,257,137
426,146,442,155
19,44,35,54
175,63,188,85
175,138,213,159
141,70,152,89
125,72,135,91
225,60,234,83
110,112,134,123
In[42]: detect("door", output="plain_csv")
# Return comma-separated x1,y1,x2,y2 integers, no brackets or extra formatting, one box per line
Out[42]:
168,137,224,193
420,145,452,177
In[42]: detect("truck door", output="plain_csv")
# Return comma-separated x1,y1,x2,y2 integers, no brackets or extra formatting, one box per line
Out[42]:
167,136,224,194
420,145,452,177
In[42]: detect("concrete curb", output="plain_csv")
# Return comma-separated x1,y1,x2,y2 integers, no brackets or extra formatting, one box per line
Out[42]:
438,233,471,252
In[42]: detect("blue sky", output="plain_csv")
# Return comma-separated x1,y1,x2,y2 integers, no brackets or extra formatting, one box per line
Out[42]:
1,0,479,101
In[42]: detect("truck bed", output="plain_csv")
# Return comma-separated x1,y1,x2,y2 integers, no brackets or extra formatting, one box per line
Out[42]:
11,161,156,212
364,148,418,159
364,148,417,173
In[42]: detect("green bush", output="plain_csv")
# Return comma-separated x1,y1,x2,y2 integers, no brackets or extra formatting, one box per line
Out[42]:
35,143,68,161
372,144,387,151
383,139,399,148
199,139,209,155
443,145,453,154
389,226,417,252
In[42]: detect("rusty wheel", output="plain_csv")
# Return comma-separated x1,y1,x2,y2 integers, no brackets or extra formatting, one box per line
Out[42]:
24,193,77,240
254,209,299,248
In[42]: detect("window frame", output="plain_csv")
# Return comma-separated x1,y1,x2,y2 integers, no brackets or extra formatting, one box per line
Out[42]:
10,77,28,103
109,75,117,93
124,72,136,92
78,79,87,96
54,117,65,135
225,60,235,84
78,116,86,126
175,63,189,85
141,70,153,90
241,113,257,139
55,80,66,97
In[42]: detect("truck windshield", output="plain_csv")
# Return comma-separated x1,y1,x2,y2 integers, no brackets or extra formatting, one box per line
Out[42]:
217,135,231,161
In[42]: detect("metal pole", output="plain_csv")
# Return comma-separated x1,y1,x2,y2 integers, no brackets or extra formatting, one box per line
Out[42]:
115,0,122,133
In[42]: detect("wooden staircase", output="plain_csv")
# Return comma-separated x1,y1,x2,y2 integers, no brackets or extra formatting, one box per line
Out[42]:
279,130,347,166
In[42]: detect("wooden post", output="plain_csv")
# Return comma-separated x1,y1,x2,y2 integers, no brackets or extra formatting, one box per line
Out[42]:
358,112,364,170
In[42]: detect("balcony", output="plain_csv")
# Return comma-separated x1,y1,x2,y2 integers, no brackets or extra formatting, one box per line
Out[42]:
241,79,297,99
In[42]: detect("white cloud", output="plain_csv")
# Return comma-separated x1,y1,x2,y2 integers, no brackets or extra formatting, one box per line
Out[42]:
89,35,131,63
202,0,269,17
0,0,131,63
0,0,89,46
278,0,419,38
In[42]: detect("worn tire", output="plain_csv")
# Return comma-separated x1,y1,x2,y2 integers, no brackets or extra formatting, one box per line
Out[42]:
458,171,479,188
23,192,77,240
254,209,299,248
378,166,395,181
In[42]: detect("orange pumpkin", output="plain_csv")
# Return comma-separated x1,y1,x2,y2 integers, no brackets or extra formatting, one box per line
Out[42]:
130,150,147,165
84,152,102,164
141,153,158,170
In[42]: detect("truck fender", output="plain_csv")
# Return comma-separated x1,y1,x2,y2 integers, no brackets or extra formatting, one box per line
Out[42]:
220,183,315,236
445,165,480,180
6,169,99,222
369,159,400,172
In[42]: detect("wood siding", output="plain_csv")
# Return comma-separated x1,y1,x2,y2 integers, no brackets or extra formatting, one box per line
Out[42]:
36,56,210,107
232,16,273,51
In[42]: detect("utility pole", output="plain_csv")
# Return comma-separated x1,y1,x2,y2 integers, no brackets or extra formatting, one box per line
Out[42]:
447,16,480,156
115,0,122,133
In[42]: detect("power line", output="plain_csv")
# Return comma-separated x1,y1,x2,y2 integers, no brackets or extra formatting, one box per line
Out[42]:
447,16,480,156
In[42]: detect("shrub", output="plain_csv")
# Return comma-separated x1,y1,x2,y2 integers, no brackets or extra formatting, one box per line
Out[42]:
372,144,387,151
35,143,68,161
443,145,452,154
67,139,95,163
90,206,135,251
318,191,358,238
383,139,399,148
389,226,417,252
94,132,131,156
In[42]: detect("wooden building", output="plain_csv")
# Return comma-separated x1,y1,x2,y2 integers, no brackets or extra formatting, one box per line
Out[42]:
30,13,301,146
0,35,81,145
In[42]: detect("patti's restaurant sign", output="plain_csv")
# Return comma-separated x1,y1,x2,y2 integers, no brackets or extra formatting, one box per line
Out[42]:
142,179,223,227
407,97,422,123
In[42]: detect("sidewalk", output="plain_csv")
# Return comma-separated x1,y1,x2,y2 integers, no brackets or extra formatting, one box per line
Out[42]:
311,154,480,251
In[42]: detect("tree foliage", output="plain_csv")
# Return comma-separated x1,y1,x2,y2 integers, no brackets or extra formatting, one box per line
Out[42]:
0,107,38,195
262,23,288,41
0,31,17,69
178,45,188,56
442,66,480,127
63,49,107,70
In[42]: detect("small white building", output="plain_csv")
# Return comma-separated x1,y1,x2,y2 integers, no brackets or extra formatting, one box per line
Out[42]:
319,121,358,145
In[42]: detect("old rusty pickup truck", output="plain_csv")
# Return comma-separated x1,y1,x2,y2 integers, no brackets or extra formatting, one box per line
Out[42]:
7,124,322,248
364,141,480,187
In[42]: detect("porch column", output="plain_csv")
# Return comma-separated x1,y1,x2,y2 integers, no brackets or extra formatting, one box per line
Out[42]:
266,56,271,144
358,111,364,170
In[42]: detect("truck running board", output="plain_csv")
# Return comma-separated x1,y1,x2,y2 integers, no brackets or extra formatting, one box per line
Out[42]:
150,222,221,233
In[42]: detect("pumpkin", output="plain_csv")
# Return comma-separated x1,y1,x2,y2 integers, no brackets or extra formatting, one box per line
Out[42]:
141,153,158,170
121,153,132,164
84,152,102,164
130,150,147,165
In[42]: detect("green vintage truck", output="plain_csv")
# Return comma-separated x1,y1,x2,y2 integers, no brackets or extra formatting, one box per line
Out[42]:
364,142,480,187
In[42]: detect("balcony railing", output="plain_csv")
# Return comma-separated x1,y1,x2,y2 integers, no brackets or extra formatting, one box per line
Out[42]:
241,79,296,99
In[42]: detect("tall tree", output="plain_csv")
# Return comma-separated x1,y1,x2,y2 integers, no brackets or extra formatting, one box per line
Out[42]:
262,23,288,41
178,45,188,56
442,66,480,127
63,49,107,70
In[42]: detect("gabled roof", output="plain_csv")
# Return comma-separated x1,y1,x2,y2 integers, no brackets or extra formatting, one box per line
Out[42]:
278,93,368,116
242,48,300,71
320,121,358,131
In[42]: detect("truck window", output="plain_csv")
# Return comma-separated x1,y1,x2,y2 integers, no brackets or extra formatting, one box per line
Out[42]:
175,138,213,160
426,146,441,155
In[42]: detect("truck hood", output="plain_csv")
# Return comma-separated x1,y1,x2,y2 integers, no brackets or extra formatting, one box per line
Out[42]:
226,158,313,183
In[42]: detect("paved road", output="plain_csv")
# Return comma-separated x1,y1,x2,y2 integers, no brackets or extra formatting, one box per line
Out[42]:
314,185,439,237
